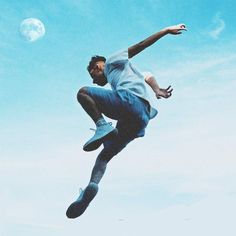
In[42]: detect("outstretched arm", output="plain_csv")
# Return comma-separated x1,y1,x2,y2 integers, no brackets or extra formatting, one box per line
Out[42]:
145,74,173,99
128,23,186,58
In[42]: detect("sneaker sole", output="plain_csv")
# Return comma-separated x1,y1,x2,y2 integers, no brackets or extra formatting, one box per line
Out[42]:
83,128,118,152
66,183,98,219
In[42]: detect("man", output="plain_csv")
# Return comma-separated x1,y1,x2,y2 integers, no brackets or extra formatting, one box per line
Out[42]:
66,23,187,218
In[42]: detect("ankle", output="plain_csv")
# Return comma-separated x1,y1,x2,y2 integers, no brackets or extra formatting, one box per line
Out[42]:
96,117,107,127
89,181,98,186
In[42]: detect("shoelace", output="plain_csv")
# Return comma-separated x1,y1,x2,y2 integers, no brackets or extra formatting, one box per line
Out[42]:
79,188,83,194
89,122,113,132
76,188,84,201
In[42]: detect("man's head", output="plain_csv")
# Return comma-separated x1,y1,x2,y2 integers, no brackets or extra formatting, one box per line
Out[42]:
87,56,107,86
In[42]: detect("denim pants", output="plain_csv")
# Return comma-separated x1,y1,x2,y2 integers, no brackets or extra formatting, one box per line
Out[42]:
86,87,152,159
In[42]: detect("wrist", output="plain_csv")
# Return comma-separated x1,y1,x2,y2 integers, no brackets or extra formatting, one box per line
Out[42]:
162,27,170,34
155,88,161,95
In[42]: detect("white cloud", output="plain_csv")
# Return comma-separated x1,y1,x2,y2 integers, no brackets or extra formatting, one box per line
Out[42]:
154,52,236,82
209,12,225,39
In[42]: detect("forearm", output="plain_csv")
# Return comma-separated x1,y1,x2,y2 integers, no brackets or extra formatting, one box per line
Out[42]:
145,75,160,94
145,75,173,99
128,23,186,58
128,28,169,58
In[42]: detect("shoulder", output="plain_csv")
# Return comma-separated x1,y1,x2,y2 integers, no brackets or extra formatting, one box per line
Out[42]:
106,49,129,65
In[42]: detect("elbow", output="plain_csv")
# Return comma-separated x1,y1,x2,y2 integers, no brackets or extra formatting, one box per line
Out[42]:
144,76,149,83
144,74,154,83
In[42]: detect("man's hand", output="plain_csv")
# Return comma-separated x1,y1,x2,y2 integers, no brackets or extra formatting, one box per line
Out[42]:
156,86,173,99
165,24,187,35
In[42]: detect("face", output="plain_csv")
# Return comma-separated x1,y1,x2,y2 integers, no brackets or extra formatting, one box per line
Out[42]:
89,61,107,86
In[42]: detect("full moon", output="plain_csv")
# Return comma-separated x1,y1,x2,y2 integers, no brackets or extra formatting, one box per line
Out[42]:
20,18,45,42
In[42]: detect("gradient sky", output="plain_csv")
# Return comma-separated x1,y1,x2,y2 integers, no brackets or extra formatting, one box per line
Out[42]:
1,0,236,235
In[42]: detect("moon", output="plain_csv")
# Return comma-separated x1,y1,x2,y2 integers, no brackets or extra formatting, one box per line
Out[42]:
20,18,45,42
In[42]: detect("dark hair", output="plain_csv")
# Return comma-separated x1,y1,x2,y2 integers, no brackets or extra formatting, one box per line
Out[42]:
87,55,106,72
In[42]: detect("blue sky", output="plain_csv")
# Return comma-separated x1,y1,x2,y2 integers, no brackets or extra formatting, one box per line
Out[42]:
1,0,236,235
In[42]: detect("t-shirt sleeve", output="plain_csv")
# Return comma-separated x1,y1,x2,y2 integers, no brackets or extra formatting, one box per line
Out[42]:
106,49,128,65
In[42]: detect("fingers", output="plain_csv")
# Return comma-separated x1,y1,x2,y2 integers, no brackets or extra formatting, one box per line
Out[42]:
157,86,173,99
166,85,173,92
166,92,172,98
171,30,184,35
172,32,182,35
166,86,173,98
168,23,187,35
179,23,187,31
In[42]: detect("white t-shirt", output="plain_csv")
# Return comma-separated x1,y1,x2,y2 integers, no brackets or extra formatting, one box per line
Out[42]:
104,49,149,101
104,49,157,119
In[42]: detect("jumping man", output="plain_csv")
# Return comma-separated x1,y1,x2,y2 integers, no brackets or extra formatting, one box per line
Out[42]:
66,23,187,218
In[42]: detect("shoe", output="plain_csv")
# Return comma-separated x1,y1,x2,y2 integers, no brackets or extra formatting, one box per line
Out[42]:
66,182,99,219
83,122,118,152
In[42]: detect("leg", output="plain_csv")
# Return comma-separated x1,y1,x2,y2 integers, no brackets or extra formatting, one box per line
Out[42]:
89,134,134,184
77,86,122,151
77,86,128,123
79,86,126,121
66,90,151,218
87,94,152,184
77,86,102,123
66,133,135,219
87,91,152,184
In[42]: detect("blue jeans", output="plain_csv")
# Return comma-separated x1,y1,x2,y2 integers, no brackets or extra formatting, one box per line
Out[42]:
86,87,152,159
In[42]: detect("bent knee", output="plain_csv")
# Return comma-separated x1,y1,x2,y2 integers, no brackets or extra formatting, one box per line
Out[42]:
78,86,89,95
77,86,89,102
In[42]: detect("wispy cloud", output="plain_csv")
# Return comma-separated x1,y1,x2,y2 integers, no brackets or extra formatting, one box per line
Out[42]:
147,46,236,88
209,12,225,39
